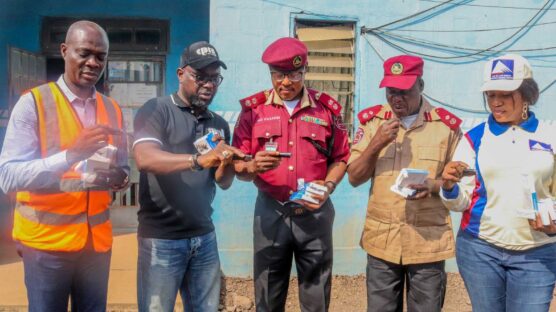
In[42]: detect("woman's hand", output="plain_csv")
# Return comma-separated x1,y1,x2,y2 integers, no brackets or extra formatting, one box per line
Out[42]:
528,214,556,234
441,161,469,191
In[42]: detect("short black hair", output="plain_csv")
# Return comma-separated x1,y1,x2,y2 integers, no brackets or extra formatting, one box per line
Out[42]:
517,78,539,105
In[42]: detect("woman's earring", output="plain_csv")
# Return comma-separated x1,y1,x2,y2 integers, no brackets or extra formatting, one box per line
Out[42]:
522,103,529,120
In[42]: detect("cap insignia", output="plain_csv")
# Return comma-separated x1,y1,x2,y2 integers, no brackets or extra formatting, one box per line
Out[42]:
293,55,303,68
391,62,404,75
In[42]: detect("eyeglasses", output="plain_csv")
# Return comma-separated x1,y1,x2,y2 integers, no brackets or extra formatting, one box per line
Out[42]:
184,69,224,86
270,70,305,83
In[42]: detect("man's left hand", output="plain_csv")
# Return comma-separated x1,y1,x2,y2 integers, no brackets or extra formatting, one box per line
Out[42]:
406,183,430,200
93,166,128,190
299,180,330,211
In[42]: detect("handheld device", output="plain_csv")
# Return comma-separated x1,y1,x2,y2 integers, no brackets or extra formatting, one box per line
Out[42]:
233,155,253,161
462,168,476,177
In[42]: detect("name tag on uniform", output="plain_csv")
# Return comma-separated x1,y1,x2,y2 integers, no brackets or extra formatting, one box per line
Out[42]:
300,115,328,126
529,139,552,152
265,141,278,152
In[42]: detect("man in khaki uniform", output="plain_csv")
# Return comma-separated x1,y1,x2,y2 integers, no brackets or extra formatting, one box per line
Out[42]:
347,55,461,312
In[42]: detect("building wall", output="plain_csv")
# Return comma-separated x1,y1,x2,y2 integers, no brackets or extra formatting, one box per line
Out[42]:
0,0,210,112
209,0,556,276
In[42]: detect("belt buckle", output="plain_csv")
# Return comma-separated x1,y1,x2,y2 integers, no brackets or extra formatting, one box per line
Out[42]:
293,207,305,215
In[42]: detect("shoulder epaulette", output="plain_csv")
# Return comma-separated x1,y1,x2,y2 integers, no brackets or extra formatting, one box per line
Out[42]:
239,90,269,111
434,107,462,130
309,89,342,116
357,105,383,125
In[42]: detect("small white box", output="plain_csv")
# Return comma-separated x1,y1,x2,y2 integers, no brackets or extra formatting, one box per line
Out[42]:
306,182,328,196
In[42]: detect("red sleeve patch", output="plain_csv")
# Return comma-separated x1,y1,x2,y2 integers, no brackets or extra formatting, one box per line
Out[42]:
353,127,365,144
239,90,269,111
435,108,462,130
357,105,383,125
310,90,342,116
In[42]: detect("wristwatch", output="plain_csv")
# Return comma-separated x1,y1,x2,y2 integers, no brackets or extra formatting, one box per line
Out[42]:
325,180,337,194
191,153,203,171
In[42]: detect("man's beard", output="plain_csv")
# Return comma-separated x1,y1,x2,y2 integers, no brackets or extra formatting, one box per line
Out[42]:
189,94,213,109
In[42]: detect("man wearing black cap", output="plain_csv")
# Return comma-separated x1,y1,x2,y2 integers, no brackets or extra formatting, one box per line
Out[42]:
133,41,243,312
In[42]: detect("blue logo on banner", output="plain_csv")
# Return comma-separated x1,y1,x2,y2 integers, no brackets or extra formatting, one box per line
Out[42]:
490,59,514,80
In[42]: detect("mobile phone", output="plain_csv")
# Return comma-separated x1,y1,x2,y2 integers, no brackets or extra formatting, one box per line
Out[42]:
462,168,476,176
232,153,290,160
233,155,253,161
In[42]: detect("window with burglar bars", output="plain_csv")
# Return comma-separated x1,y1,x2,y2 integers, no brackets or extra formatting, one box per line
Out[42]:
295,20,356,136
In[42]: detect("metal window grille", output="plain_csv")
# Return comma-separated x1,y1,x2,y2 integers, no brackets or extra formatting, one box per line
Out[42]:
295,20,356,137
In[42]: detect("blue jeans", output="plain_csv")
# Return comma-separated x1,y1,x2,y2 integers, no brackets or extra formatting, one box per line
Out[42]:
137,231,221,312
16,241,111,312
456,230,556,312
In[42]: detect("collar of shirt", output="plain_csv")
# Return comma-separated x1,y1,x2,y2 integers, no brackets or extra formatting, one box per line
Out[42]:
56,75,96,105
382,98,434,130
56,75,97,127
170,93,214,120
488,111,539,136
264,87,316,110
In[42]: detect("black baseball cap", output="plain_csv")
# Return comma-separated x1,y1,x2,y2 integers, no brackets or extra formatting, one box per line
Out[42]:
179,41,227,70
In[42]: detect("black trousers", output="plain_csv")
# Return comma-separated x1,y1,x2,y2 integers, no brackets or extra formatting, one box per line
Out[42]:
253,191,335,312
366,254,446,312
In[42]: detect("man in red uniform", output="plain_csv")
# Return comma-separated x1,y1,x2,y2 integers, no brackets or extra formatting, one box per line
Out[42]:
233,37,350,312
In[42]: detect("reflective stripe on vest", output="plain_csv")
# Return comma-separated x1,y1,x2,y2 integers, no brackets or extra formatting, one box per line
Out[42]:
13,82,123,252
15,204,110,226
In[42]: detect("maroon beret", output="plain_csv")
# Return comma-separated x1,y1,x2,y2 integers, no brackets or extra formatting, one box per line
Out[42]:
262,37,308,71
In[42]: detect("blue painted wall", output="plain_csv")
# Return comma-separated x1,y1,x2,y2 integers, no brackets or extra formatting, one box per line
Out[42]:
209,0,556,276
0,0,210,109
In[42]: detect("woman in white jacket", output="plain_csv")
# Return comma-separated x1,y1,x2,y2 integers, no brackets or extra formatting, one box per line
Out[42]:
440,54,556,312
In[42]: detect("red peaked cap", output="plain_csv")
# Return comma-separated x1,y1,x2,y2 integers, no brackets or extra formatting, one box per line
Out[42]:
379,55,424,90
262,37,308,71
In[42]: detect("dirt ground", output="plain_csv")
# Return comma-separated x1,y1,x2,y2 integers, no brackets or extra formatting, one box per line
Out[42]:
217,273,556,312
217,273,470,312
1,274,555,311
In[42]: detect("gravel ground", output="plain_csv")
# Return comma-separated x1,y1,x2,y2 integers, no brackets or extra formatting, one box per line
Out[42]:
218,273,472,312
217,273,556,312
1,273,555,312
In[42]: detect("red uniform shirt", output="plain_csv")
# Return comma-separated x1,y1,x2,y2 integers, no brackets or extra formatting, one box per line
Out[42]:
232,87,350,202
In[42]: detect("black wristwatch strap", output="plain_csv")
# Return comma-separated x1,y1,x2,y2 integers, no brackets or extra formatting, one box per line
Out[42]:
325,180,337,194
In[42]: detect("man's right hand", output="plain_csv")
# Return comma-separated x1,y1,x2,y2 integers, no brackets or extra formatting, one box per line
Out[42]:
197,141,245,169
246,150,281,174
369,118,400,150
441,161,468,191
67,125,122,165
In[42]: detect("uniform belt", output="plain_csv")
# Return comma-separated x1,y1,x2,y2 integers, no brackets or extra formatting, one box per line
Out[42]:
275,201,306,217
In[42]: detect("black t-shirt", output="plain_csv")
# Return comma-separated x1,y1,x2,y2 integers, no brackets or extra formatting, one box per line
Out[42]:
133,93,230,239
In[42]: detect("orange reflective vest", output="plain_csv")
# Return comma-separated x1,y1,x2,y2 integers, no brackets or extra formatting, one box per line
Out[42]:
12,82,123,252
